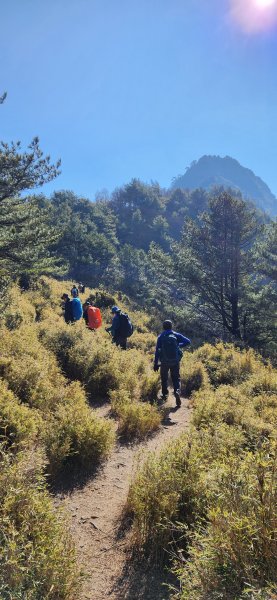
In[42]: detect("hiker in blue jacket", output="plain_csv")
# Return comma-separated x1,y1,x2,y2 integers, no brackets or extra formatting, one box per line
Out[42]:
71,289,83,321
154,320,191,407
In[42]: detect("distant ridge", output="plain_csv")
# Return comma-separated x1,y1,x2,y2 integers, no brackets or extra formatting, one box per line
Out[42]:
172,155,277,216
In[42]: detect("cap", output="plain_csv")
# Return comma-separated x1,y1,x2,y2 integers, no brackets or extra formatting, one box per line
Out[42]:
111,306,120,313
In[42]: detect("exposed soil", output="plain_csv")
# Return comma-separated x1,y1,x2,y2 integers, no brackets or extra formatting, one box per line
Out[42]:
60,396,191,600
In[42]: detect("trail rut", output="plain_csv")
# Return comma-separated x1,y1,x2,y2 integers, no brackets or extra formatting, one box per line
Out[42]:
61,397,191,600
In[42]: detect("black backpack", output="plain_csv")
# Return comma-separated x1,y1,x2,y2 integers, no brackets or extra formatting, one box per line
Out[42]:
118,312,134,338
160,333,182,365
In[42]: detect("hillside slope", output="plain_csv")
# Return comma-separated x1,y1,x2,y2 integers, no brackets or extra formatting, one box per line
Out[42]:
172,155,277,216
1,279,276,600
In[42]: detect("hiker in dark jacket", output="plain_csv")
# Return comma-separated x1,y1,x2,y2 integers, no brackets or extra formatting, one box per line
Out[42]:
106,306,127,350
154,320,191,407
61,293,73,323
71,285,79,297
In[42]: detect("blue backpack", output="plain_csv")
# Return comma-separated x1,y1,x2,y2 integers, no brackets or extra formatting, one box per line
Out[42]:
160,333,182,365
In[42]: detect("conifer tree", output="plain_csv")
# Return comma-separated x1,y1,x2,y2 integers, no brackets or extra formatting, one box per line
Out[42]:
175,192,260,340
0,96,61,301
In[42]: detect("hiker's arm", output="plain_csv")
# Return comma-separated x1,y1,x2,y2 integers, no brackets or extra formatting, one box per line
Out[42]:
154,336,161,366
176,333,191,348
111,315,120,337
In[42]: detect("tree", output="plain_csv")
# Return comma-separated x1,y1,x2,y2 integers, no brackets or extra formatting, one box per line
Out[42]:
175,192,260,340
253,221,277,283
0,100,61,298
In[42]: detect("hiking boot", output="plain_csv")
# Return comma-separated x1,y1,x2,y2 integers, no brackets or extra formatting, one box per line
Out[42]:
160,393,168,402
175,390,181,408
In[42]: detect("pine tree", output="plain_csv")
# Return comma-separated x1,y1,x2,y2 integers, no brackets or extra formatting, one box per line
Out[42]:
175,192,260,340
0,99,61,300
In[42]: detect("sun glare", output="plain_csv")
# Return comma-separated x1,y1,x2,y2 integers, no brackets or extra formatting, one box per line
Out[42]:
255,0,276,8
230,0,277,32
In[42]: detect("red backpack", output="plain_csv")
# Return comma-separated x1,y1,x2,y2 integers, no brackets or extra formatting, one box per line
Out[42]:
87,306,102,330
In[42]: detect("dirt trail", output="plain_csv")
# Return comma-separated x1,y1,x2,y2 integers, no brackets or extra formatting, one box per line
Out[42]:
61,397,191,600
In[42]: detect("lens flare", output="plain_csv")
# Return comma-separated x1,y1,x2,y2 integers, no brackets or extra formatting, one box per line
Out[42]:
255,0,276,7
230,0,277,32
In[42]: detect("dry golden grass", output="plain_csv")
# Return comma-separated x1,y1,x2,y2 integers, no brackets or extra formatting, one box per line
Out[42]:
128,343,277,599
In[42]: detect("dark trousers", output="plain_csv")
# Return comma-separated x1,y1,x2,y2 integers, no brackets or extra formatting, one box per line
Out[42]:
114,336,127,350
160,362,180,396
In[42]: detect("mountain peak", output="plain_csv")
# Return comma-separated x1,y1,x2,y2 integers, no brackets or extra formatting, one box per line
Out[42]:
172,155,277,216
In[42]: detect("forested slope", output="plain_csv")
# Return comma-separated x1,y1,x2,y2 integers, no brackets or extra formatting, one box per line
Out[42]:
172,155,277,216
41,186,276,356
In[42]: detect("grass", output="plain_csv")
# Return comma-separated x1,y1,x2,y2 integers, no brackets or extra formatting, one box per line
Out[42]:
3,279,276,599
127,343,277,599
0,276,164,598
0,449,80,600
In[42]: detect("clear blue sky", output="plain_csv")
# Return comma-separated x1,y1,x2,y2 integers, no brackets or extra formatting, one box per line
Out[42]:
1,0,277,198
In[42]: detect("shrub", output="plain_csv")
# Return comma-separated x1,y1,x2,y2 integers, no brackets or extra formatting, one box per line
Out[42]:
127,331,157,354
139,369,160,403
127,429,219,553
111,391,161,440
175,445,277,600
44,382,115,474
3,285,36,328
242,366,277,397
195,343,261,387
0,450,79,600
180,357,209,397
0,379,40,450
0,323,115,473
192,386,274,450
41,318,159,404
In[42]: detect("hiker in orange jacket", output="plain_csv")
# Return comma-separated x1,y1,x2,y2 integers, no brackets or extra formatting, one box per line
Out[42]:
84,301,102,330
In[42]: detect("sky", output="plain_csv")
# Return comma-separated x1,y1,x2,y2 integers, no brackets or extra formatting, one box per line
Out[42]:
1,0,277,199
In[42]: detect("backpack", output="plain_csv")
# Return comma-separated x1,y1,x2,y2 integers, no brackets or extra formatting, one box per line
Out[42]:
160,333,182,365
118,312,134,338
87,306,102,330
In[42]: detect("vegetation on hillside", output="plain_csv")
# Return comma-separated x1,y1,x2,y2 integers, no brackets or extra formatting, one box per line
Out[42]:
22,184,275,356
0,277,163,598
0,106,276,599
127,343,277,599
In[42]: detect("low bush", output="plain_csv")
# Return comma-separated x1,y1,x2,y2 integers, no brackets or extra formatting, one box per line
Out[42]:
180,356,209,397
0,379,40,450
44,382,115,474
195,343,261,387
0,323,115,472
0,450,79,600
192,386,274,450
111,391,161,440
174,445,277,600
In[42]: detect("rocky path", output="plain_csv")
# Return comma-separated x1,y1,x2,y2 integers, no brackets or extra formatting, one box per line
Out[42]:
61,397,191,600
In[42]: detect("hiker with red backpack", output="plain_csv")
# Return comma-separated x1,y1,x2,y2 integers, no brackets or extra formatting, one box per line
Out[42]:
154,320,191,407
83,301,102,331
105,306,133,350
